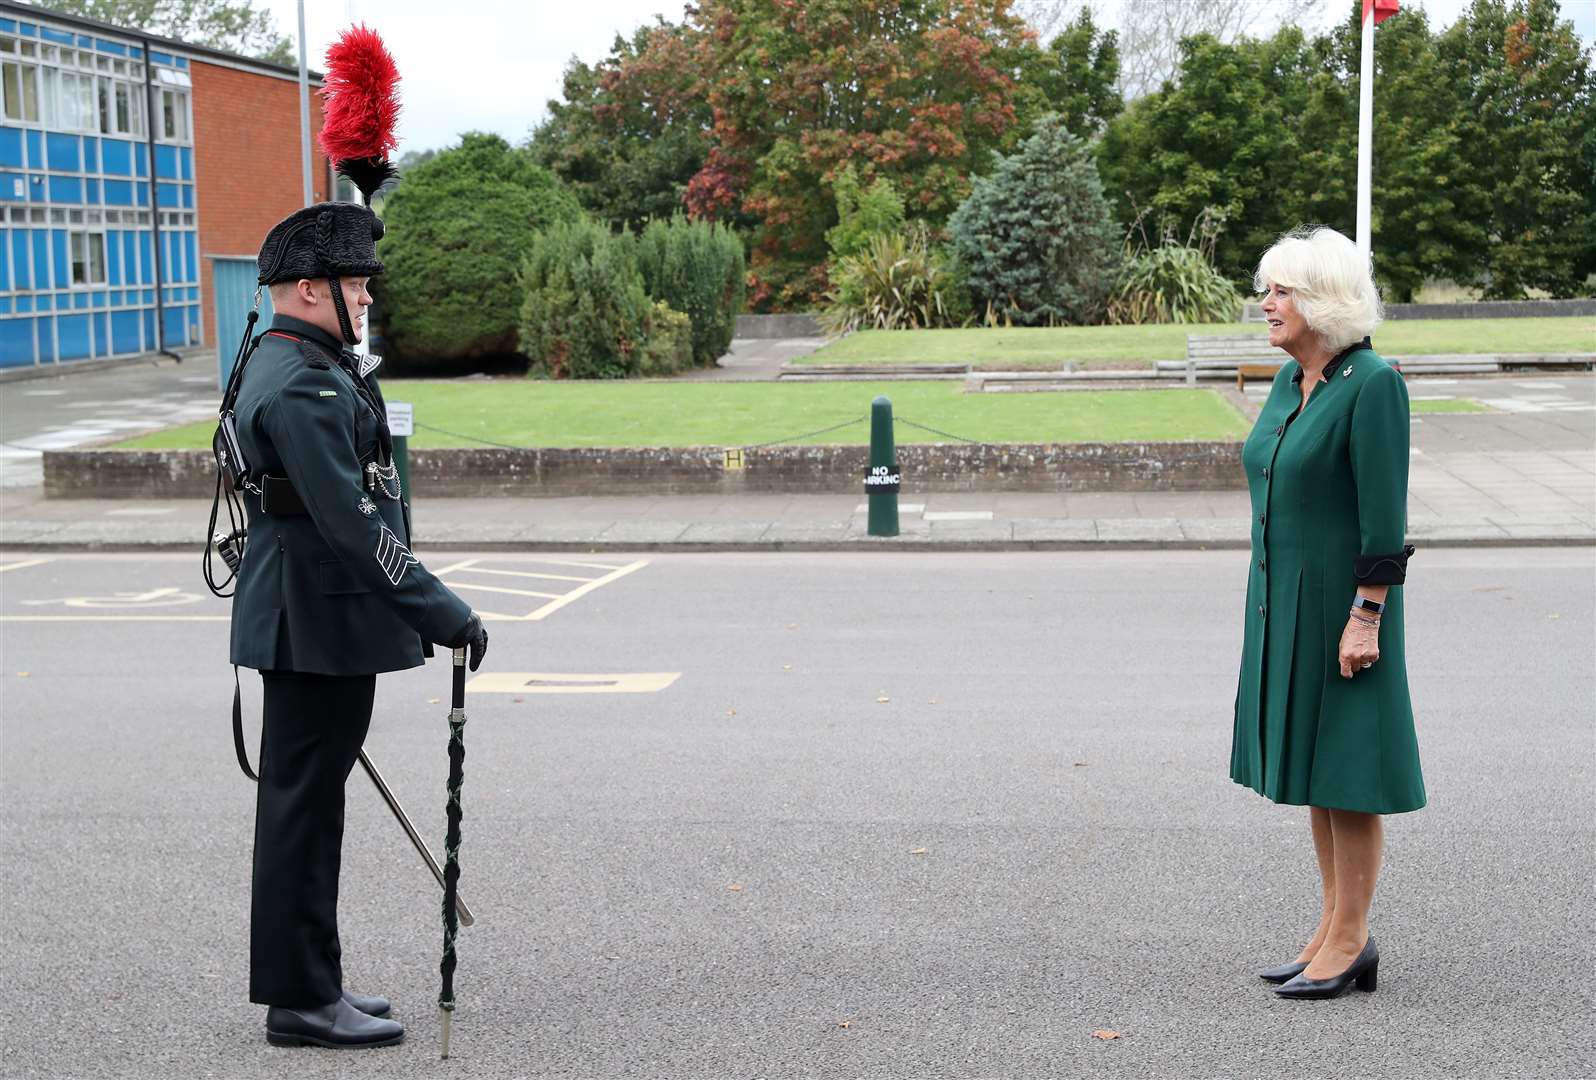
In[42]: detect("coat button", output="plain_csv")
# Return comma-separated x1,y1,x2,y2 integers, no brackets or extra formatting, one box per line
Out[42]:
1261,467,1270,478
1259,559,1266,572
1258,605,1266,617
1258,514,1266,526
1273,425,1283,436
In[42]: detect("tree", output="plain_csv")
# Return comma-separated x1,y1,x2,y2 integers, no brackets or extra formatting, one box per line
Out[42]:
1436,0,1594,297
529,21,711,233
376,133,582,366
824,164,907,260
32,0,294,65
948,115,1123,324
1015,0,1322,99
1018,7,1123,138
681,0,1035,310
1096,28,1326,282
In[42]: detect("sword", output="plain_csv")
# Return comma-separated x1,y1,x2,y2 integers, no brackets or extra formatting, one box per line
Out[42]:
357,748,475,927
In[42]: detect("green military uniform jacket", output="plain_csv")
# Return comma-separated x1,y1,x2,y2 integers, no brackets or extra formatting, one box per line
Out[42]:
228,315,472,676
1230,341,1426,815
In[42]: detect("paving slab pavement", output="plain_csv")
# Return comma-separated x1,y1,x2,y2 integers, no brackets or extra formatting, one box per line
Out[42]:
0,487,1589,550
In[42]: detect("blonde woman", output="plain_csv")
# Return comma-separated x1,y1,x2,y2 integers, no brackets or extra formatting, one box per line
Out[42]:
1232,226,1424,1000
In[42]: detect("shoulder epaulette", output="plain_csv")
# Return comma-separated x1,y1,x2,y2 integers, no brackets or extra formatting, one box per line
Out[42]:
264,330,334,369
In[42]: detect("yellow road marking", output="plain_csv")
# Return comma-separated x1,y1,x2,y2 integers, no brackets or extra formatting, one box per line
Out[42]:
515,556,639,572
523,559,649,621
449,567,597,583
0,558,53,574
0,615,229,622
429,557,481,576
467,672,680,695
449,582,563,600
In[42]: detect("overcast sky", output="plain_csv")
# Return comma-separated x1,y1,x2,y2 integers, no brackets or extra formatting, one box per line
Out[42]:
260,0,1595,160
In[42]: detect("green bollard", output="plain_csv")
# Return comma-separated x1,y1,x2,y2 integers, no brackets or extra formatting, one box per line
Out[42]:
866,395,900,537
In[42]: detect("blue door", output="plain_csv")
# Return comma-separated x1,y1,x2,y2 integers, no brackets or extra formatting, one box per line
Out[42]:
212,256,273,390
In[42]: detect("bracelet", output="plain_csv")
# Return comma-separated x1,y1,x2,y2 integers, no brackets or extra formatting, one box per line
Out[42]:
1348,610,1380,626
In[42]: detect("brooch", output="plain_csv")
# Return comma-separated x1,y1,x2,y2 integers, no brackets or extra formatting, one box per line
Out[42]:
1342,365,1354,378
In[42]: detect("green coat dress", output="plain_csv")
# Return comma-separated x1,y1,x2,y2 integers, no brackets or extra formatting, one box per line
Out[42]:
228,315,473,676
1230,340,1426,815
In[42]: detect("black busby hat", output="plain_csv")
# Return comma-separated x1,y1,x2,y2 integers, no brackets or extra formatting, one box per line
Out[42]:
256,202,385,286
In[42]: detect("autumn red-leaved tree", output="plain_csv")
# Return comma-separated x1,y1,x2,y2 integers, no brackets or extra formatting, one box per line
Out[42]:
677,0,1033,309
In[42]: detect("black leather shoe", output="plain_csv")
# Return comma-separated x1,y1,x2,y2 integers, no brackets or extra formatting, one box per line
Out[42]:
341,988,392,1017
1274,937,1378,999
266,999,404,1048
1257,961,1309,984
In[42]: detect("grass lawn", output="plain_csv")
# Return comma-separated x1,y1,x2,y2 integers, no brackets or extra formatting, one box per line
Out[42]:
1411,397,1489,414
114,380,1251,450
799,317,1596,370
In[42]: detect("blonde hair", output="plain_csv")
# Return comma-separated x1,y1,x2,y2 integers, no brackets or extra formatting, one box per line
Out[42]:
1253,226,1382,350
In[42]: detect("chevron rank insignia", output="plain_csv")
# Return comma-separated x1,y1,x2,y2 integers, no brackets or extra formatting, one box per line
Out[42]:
374,524,418,585
358,495,378,517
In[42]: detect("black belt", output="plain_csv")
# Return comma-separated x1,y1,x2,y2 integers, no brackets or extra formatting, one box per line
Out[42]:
259,474,307,516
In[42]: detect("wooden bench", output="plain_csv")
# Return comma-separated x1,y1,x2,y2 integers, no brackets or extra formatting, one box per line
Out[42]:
1184,334,1287,389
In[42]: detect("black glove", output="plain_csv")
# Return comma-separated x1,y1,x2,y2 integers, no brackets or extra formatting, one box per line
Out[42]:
448,612,489,671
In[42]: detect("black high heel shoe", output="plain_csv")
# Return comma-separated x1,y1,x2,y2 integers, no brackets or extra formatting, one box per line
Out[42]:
1273,937,1378,999
1257,961,1308,984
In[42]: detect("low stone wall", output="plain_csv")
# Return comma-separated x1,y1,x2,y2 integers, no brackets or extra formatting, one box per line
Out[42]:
44,441,1245,499
1243,298,1596,322
734,314,824,339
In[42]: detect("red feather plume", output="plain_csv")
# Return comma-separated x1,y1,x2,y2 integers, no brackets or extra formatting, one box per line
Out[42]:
318,25,400,202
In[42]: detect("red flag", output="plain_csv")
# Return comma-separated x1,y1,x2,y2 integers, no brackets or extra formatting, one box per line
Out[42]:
1363,0,1399,24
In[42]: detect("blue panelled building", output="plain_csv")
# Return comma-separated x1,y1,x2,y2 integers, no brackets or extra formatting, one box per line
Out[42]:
0,2,327,370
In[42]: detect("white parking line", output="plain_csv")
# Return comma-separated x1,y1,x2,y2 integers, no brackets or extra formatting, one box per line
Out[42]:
525,559,650,621
456,567,597,583
0,557,53,573
448,582,564,600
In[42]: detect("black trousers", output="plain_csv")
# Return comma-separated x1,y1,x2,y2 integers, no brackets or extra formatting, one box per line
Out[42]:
250,670,375,1007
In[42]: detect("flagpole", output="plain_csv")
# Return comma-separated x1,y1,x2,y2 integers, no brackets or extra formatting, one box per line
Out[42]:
296,0,311,207
1356,0,1375,259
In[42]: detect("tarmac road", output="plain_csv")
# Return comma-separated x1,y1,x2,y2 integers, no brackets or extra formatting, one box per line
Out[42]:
0,549,1591,1079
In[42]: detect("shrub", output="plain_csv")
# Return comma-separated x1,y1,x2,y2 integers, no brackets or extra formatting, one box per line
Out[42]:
819,224,963,334
824,165,907,261
635,215,746,366
520,219,649,380
1107,245,1243,324
639,301,694,376
947,115,1122,325
376,133,582,367
1107,208,1242,324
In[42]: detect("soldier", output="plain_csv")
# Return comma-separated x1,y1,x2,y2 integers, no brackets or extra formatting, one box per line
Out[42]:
227,200,488,1049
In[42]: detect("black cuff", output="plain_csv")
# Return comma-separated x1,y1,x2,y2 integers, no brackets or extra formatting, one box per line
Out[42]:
1353,544,1415,585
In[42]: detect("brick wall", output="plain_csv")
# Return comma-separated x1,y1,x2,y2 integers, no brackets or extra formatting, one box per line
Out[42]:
191,61,331,348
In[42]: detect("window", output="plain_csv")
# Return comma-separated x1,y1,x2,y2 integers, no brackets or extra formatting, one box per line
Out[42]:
97,76,111,133
2,60,40,122
158,87,190,142
71,231,106,286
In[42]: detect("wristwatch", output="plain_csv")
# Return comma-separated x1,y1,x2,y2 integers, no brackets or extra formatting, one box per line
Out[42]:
1351,596,1386,615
